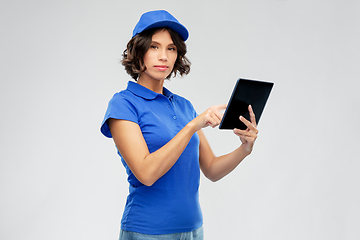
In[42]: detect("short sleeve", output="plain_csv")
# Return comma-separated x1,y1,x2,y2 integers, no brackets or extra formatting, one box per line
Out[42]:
100,93,138,138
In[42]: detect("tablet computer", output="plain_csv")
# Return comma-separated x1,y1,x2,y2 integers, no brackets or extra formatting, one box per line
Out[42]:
219,78,274,130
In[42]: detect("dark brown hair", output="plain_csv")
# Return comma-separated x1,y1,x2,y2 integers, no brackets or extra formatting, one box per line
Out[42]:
122,27,191,80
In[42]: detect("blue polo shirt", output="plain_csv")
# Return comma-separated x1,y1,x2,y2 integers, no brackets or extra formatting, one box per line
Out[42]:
100,81,203,234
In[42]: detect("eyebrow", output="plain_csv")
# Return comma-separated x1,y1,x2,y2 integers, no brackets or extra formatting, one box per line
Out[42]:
151,41,175,46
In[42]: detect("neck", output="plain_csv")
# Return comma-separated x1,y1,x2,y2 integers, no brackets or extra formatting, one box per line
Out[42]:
137,73,164,94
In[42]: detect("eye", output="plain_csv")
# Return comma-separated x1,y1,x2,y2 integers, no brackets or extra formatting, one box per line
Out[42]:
168,46,177,51
150,45,158,49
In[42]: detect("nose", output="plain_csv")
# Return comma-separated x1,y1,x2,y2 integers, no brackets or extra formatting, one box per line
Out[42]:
159,49,168,61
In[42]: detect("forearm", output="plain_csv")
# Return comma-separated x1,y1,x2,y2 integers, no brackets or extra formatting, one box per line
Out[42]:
205,145,250,182
142,107,225,185
140,122,198,185
199,105,258,182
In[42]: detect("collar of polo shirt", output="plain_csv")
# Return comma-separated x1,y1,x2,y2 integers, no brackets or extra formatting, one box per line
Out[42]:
127,81,174,100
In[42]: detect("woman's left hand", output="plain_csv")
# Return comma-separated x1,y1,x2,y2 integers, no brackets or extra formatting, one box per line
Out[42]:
233,105,259,154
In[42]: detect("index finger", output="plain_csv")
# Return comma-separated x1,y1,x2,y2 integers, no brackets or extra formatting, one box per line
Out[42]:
212,104,227,120
248,105,257,128
215,104,227,111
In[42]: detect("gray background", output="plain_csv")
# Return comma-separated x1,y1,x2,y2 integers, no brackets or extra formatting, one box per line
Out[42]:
1,0,359,239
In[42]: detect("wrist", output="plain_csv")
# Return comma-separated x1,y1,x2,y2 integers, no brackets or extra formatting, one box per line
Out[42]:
240,144,253,156
185,120,198,134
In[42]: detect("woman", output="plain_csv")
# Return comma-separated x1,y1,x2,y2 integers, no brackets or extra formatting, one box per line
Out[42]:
100,10,258,240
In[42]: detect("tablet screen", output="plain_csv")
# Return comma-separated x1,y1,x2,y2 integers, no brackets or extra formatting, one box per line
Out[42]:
219,79,274,130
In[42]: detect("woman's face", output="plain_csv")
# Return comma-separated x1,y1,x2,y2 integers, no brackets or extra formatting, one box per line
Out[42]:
142,29,178,81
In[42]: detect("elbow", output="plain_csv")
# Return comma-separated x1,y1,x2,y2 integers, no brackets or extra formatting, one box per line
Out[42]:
203,171,223,183
142,179,156,187
130,163,158,187
209,176,223,182
135,173,157,187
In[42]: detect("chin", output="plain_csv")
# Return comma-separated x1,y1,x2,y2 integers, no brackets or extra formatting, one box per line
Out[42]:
146,71,171,81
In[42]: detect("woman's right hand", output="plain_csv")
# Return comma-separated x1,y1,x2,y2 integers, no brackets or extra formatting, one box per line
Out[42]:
189,104,227,131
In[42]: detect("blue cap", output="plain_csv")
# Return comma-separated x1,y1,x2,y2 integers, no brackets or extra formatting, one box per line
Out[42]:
132,10,189,41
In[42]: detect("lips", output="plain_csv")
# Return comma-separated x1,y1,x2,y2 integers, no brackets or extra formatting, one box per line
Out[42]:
154,65,168,71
